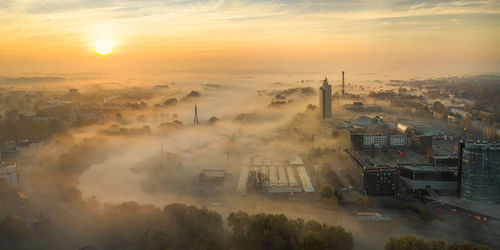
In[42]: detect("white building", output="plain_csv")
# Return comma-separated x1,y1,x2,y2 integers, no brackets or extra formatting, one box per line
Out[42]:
362,135,411,148
0,163,18,190
363,135,387,148
389,135,412,147
451,108,469,119
238,154,313,194
16,139,44,152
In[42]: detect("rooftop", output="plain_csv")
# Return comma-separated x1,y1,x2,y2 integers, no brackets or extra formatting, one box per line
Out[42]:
463,142,500,150
199,169,226,180
289,154,303,165
397,163,452,173
0,162,17,174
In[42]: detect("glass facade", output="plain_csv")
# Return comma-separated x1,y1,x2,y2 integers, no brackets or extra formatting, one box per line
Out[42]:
460,143,500,203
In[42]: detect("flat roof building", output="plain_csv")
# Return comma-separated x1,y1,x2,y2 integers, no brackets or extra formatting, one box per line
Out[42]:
343,149,398,196
238,154,313,194
396,163,456,193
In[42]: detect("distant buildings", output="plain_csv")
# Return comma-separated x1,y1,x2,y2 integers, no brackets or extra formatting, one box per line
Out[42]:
343,102,382,112
458,142,500,203
319,78,332,120
471,120,497,139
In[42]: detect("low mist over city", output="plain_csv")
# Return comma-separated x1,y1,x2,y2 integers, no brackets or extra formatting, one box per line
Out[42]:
0,1,499,250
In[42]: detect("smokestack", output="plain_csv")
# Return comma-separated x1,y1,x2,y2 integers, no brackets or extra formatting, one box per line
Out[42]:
194,104,199,126
342,71,345,97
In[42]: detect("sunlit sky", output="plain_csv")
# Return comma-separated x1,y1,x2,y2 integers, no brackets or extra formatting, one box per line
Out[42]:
1,0,499,77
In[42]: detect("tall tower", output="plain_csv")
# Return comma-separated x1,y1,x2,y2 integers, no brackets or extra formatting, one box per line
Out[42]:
342,71,345,97
319,78,332,120
194,104,199,126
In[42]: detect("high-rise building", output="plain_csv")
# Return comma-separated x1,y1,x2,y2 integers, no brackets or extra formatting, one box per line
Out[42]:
342,71,345,97
319,78,332,120
458,142,500,203
194,104,199,126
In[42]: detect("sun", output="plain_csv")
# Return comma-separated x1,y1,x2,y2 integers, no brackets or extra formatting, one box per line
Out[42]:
94,40,114,56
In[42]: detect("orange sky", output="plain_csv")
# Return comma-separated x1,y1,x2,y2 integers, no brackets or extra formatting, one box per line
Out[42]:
1,0,499,77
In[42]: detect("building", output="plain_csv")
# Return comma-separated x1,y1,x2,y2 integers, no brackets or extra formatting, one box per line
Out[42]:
406,128,433,154
350,134,411,150
319,78,332,120
343,149,399,196
16,138,44,152
396,163,456,193
192,169,228,193
450,108,469,119
389,135,412,147
199,169,226,186
396,123,409,134
237,154,314,194
431,109,446,120
344,116,383,133
471,120,497,139
343,102,382,112
429,144,458,167
458,142,500,203
429,155,458,168
363,165,399,196
0,162,18,191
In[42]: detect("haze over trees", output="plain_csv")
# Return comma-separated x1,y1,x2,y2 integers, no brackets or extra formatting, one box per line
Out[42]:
385,235,491,250
0,202,355,250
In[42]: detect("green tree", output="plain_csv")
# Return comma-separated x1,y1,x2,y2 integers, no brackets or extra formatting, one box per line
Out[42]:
429,240,447,250
385,235,491,250
447,241,490,250
0,215,27,239
300,231,326,250
385,235,428,250
146,229,170,250
320,184,334,200
247,170,269,192
321,225,354,250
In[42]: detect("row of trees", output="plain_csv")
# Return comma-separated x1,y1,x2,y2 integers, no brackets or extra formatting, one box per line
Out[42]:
0,203,354,250
386,235,490,250
227,211,354,250
1,205,492,250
